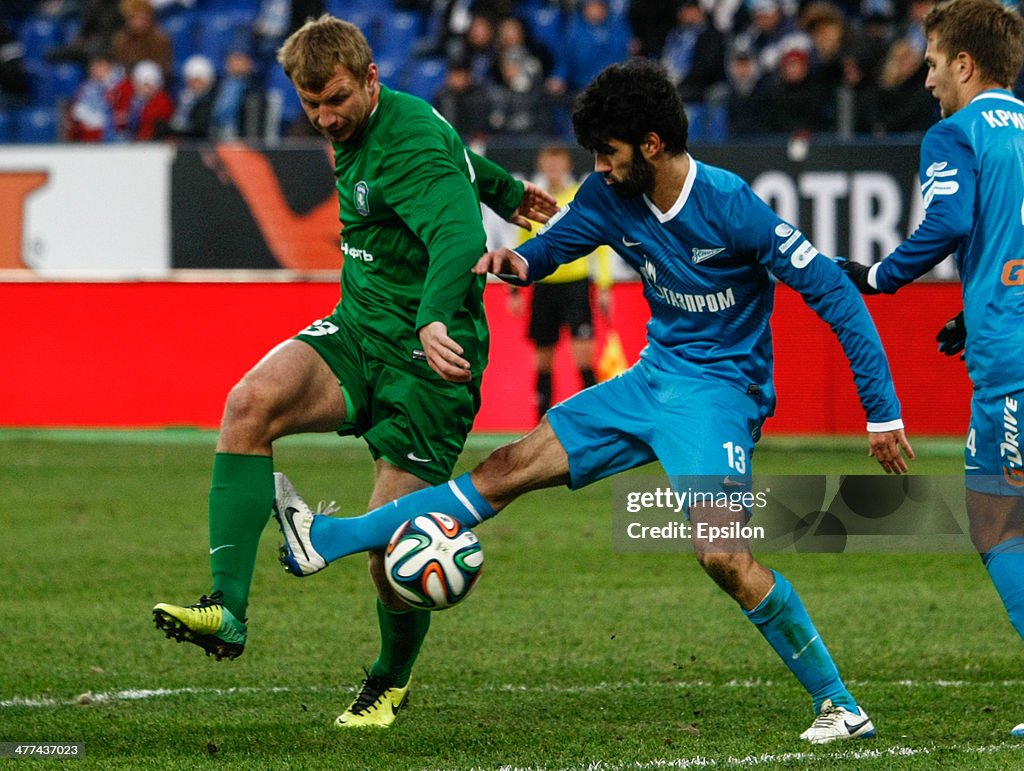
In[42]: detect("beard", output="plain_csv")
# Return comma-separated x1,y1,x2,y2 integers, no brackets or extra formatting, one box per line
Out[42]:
610,149,654,199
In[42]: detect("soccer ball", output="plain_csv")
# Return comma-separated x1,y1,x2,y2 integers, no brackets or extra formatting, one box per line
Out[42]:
384,513,483,610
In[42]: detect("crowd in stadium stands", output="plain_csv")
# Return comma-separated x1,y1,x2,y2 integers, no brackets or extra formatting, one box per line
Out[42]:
1,0,1022,144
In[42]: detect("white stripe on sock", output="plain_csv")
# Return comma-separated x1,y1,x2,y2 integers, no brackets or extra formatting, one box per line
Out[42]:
448,479,483,524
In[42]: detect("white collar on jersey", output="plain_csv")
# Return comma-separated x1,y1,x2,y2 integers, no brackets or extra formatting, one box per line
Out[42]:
971,89,1024,107
643,153,697,224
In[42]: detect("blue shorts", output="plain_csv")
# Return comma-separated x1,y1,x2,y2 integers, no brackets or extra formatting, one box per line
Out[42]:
546,360,767,490
965,390,1024,496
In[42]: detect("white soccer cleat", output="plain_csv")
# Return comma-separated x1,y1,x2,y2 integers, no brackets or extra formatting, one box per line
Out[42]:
273,472,329,577
800,699,876,744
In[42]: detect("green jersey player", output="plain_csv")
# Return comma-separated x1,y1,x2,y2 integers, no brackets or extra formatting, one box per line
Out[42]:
152,14,558,729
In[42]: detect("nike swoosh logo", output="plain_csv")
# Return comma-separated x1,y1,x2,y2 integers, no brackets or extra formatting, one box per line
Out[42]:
284,507,310,561
844,717,871,733
406,452,432,463
791,633,820,660
964,464,981,470
209,544,235,555
621,237,641,247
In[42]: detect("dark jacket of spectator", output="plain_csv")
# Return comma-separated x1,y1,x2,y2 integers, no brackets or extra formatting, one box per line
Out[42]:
0,21,30,104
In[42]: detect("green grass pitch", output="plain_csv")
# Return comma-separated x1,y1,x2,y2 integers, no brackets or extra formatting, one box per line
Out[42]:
2,430,1023,769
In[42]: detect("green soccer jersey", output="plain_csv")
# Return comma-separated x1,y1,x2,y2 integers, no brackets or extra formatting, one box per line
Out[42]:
330,85,524,379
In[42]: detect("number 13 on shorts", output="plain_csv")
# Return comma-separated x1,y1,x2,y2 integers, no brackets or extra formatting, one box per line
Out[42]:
723,441,747,474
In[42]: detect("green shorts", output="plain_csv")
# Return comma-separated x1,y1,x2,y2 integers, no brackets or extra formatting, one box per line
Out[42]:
295,317,482,486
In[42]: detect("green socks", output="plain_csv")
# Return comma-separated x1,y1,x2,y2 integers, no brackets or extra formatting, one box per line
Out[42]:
208,452,274,621
368,600,431,687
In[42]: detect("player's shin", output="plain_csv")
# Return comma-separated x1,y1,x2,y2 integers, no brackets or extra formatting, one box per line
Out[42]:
369,599,431,687
208,452,275,620
744,570,857,713
310,472,497,563
983,536,1024,639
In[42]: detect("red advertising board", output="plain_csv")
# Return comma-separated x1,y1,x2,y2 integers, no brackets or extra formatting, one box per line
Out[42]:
0,280,969,436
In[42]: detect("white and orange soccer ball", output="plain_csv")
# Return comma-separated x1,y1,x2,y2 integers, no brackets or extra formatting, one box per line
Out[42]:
384,513,483,610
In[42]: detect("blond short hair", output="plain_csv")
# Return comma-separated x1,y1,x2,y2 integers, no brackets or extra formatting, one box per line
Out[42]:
277,14,374,92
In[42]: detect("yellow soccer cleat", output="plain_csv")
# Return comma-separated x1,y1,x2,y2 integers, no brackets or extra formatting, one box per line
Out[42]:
152,591,247,661
334,675,410,728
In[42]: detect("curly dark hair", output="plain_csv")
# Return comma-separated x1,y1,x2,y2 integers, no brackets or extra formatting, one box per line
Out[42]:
571,59,688,155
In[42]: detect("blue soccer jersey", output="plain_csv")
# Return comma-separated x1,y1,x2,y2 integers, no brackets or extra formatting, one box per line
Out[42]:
872,89,1024,399
516,156,902,428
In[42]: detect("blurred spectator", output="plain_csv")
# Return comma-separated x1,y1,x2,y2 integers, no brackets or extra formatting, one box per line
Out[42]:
628,0,684,58
434,59,491,140
253,0,324,72
487,45,549,135
161,53,214,139
46,0,123,66
492,15,554,79
801,2,845,79
661,0,727,104
547,0,631,96
897,0,935,53
446,12,499,87
0,21,31,105
126,58,173,140
211,49,265,140
874,37,936,134
838,39,880,133
111,0,172,78
67,50,131,140
148,0,196,10
759,41,834,133
724,43,769,136
733,0,799,72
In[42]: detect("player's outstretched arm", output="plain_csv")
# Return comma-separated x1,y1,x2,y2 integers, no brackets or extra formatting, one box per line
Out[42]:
507,179,559,232
868,428,915,474
473,248,529,284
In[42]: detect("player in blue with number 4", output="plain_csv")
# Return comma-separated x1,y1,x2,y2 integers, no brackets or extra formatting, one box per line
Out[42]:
837,0,1024,736
274,59,915,741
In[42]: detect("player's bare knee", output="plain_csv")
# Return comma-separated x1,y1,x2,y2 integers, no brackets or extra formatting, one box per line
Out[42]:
695,549,750,595
220,379,278,447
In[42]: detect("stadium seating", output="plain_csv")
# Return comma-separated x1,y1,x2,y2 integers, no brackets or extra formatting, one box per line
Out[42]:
373,10,420,60
526,7,563,54
403,57,447,103
264,60,302,132
15,106,59,143
192,10,256,69
26,61,82,107
17,16,63,62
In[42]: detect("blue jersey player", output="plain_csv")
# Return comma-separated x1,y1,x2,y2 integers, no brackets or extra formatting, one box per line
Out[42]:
839,0,1024,735
274,60,914,741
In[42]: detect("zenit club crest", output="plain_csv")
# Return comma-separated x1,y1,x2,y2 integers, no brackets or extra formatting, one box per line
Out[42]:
354,181,370,216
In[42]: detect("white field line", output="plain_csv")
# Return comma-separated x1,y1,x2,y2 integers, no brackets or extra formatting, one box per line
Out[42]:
464,743,1023,771
5,678,1024,708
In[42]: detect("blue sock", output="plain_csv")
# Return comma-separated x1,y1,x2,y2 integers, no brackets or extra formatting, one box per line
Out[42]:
744,570,857,713
983,536,1024,640
310,473,496,563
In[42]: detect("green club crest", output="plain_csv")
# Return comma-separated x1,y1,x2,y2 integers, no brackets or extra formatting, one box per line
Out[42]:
354,181,370,217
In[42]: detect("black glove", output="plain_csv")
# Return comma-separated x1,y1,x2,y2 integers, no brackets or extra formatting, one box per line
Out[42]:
936,310,966,358
836,258,880,295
